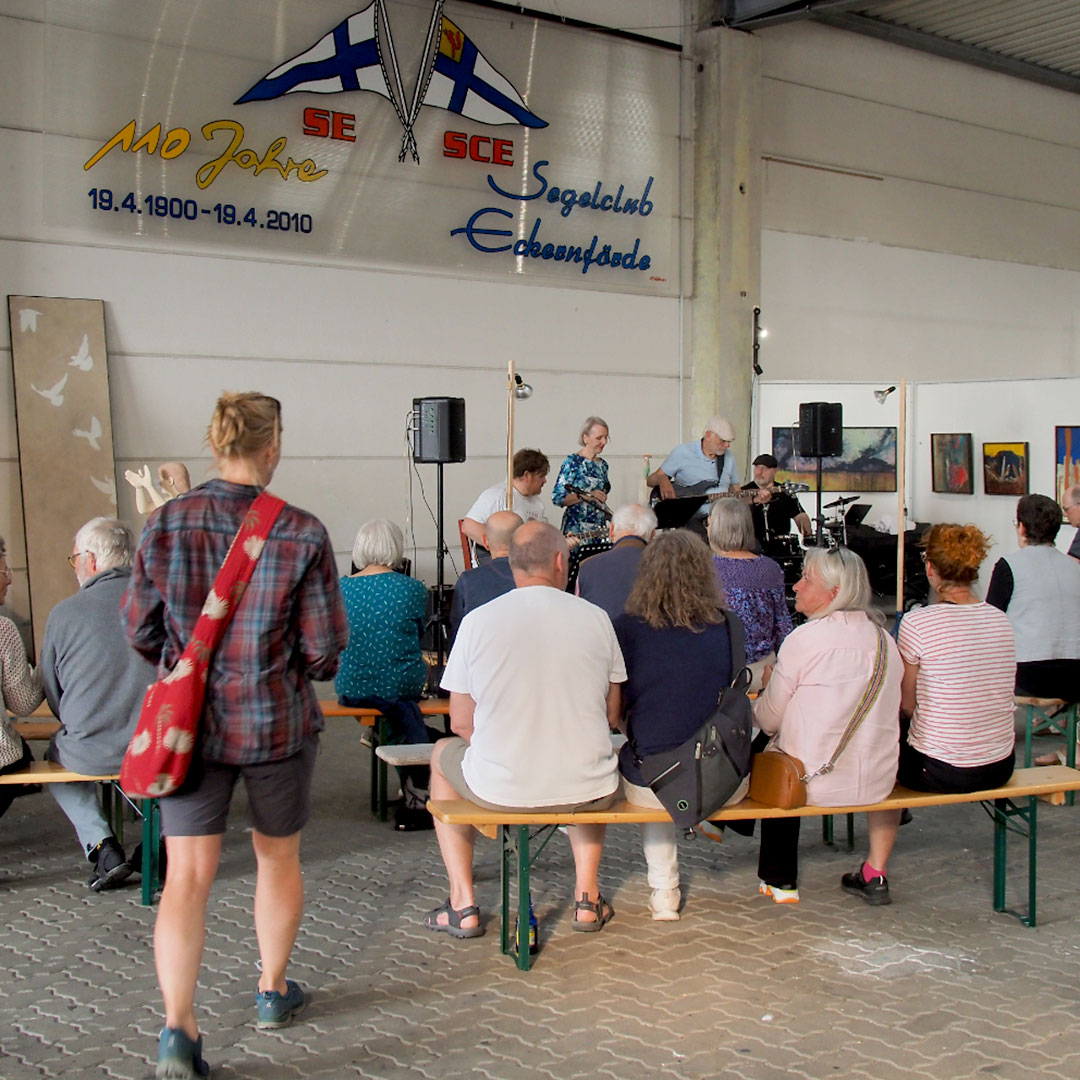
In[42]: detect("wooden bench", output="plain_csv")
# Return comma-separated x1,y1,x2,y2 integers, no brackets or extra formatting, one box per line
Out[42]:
1017,696,1078,804
319,699,449,820
0,761,162,906
429,765,1080,970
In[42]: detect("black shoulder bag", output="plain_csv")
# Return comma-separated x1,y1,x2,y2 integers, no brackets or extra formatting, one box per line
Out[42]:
628,613,754,837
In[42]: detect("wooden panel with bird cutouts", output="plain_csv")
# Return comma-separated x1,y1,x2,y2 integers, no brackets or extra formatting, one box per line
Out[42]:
7,296,118,657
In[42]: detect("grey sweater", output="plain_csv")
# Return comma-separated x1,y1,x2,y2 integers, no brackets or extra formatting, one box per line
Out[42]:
40,567,155,775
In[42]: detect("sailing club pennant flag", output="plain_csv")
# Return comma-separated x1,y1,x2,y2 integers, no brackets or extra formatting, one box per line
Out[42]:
235,6,390,104
420,16,547,128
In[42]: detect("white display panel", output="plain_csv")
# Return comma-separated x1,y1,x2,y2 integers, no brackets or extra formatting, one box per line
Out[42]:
37,0,681,295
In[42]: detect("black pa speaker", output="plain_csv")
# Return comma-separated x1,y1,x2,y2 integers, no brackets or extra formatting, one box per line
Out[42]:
797,402,843,458
413,397,466,463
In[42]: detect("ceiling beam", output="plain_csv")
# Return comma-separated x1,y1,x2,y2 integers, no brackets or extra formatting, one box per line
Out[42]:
714,0,871,31
815,11,1080,96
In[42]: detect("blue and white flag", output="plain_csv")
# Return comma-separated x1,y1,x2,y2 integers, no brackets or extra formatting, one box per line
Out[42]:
421,16,547,128
235,5,390,104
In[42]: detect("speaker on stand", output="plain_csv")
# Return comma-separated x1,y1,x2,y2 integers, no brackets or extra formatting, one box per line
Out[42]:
412,397,466,676
798,402,843,547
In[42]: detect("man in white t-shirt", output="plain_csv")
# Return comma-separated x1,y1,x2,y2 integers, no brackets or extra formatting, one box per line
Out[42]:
424,521,626,938
460,449,550,554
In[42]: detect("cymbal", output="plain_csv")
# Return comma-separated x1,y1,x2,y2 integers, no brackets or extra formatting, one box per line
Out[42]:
823,496,859,509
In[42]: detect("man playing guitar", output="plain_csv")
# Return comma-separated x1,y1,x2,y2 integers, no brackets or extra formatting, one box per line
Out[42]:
741,453,812,554
646,416,739,539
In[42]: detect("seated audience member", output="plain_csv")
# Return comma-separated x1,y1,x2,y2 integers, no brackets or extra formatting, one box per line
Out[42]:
708,500,792,691
460,449,550,556
753,547,901,905
427,521,625,937
449,510,522,640
40,518,156,889
335,519,435,831
0,534,44,821
614,530,748,921
1063,484,1080,561
575,503,657,619
843,524,1016,906
986,493,1080,700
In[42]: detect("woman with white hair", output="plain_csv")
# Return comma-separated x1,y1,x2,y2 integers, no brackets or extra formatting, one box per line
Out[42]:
552,416,611,539
334,519,433,830
752,547,902,904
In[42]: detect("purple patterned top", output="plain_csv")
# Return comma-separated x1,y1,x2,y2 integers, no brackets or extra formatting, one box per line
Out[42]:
712,554,793,663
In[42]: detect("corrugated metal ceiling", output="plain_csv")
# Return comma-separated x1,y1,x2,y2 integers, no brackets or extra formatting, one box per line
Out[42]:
719,0,1080,94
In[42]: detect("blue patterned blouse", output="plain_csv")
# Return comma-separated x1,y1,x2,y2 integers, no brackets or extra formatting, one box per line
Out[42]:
334,572,428,702
552,453,611,537
712,554,793,663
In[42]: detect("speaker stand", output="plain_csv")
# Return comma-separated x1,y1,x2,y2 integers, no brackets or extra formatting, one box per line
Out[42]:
813,455,826,546
430,462,451,675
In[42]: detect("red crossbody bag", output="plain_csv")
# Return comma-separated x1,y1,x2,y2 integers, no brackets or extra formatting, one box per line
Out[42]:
120,492,286,798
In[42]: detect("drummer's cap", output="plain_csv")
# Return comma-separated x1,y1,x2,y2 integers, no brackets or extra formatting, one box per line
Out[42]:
753,453,778,468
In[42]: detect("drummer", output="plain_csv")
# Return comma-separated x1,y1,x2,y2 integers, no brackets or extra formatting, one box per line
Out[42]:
742,454,812,555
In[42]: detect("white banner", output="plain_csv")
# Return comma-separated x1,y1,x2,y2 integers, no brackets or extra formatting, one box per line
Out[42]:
40,0,681,295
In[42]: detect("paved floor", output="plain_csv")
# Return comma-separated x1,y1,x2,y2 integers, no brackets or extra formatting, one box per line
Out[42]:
2,721,1079,1080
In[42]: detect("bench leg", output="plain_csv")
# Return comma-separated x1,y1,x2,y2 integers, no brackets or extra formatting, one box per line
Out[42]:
991,796,1038,928
140,797,159,906
377,717,389,822
821,815,833,845
1065,706,1077,808
499,825,533,971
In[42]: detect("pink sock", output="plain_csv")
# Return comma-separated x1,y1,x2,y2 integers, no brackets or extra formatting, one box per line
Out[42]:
862,861,884,881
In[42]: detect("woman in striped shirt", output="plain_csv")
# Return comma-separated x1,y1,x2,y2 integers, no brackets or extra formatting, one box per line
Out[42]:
843,524,1016,907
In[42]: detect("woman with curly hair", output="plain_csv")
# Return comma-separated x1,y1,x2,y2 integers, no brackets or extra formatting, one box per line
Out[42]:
842,524,1015,907
613,530,748,921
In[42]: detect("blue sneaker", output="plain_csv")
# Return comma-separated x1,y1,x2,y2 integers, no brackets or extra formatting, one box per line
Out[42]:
156,1027,210,1079
255,979,306,1029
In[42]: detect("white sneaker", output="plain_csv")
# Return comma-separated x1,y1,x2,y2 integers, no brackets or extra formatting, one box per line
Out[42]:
649,887,681,921
759,880,800,904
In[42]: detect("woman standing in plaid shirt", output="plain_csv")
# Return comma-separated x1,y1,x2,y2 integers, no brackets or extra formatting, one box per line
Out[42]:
123,392,348,1080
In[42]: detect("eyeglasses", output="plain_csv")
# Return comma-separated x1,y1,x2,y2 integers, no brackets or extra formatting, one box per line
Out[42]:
66,552,89,567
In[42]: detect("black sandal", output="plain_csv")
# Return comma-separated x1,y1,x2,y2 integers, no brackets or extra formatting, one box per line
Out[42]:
572,892,614,933
423,898,484,939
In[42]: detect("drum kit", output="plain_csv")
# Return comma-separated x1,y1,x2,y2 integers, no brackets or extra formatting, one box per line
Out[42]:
821,495,860,548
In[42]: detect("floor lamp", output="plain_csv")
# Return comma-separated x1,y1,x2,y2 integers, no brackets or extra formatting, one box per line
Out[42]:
506,357,532,507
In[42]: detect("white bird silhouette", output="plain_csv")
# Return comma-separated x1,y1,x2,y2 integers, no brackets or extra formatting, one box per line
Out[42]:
89,474,117,504
30,373,68,406
68,334,93,371
73,415,103,451
19,308,42,333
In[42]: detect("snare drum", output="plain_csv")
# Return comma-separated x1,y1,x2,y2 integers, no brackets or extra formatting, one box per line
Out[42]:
767,535,803,561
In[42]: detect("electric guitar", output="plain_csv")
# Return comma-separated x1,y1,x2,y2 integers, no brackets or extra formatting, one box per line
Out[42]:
651,480,809,505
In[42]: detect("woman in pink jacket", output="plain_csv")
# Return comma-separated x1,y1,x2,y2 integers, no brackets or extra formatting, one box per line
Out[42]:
753,547,902,904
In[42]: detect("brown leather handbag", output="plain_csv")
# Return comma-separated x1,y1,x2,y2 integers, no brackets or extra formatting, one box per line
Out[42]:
749,749,807,809
749,628,889,810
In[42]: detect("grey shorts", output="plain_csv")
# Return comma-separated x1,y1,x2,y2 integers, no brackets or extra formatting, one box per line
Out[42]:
438,737,618,814
158,733,319,838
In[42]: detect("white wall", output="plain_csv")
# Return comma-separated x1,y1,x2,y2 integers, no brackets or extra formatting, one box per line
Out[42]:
758,21,1080,273
759,230,1080,383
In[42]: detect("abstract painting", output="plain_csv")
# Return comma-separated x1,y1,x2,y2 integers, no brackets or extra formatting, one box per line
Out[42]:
1056,426,1080,501
773,426,897,492
983,441,1028,496
931,433,974,494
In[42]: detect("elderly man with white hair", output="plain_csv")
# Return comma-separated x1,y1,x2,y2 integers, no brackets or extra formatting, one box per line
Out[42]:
575,503,657,620
40,516,156,890
647,417,739,539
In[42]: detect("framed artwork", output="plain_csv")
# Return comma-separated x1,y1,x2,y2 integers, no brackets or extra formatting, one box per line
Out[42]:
982,441,1028,496
931,433,974,494
1056,426,1080,501
773,426,897,492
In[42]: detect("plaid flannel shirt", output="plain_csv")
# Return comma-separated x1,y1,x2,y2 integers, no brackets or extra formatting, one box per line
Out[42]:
122,479,348,766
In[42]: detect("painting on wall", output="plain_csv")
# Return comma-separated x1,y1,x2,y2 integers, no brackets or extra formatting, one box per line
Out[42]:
1056,426,1080,501
931,433,974,494
773,426,897,492
982,442,1028,496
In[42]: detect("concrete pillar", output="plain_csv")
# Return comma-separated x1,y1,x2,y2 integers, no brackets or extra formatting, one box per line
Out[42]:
686,21,762,478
